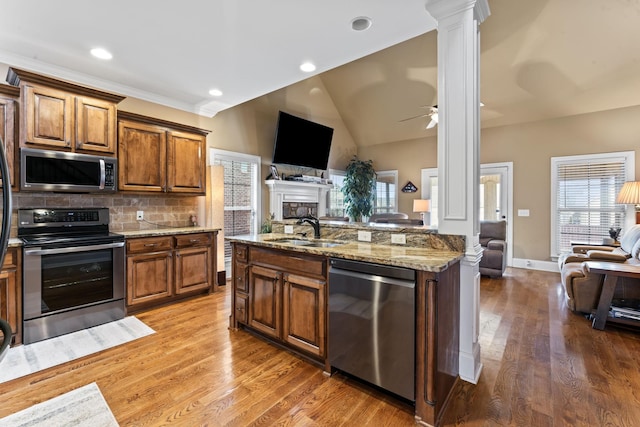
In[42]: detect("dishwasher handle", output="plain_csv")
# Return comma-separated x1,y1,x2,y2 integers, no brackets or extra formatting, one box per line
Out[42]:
329,257,415,282
330,266,416,289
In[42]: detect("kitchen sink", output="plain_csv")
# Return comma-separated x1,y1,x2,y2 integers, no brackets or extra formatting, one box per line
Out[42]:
271,238,344,248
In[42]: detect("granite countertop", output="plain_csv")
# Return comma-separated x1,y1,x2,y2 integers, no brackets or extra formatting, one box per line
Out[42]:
7,227,221,247
117,227,221,239
226,233,463,272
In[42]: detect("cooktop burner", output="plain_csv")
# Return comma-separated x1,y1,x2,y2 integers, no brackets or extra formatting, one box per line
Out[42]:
18,208,123,247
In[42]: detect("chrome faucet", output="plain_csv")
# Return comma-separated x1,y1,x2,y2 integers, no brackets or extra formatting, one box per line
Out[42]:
297,215,321,239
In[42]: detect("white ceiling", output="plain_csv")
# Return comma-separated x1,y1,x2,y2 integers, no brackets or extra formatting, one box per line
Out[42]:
0,0,436,117
2,0,639,148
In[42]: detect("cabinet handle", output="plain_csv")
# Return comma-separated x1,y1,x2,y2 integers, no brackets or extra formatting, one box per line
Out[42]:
144,243,156,247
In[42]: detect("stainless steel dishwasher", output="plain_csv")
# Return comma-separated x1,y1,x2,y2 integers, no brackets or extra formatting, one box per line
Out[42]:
328,258,416,401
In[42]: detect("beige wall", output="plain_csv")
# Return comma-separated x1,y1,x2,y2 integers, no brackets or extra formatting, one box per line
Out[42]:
119,75,359,221
358,136,437,221
356,105,640,262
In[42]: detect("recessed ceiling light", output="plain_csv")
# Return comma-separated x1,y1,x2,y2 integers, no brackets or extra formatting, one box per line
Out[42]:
300,62,316,73
209,88,223,97
90,48,112,60
351,16,372,31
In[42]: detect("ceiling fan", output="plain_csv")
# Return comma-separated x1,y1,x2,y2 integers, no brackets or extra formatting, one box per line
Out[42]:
398,105,438,129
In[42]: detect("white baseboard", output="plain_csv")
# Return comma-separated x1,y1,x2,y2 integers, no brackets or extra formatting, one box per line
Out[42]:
511,258,559,273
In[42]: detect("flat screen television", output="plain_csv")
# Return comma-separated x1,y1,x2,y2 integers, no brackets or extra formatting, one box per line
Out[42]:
272,111,334,170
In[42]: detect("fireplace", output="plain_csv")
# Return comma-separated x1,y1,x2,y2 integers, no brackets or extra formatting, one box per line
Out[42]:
266,179,333,220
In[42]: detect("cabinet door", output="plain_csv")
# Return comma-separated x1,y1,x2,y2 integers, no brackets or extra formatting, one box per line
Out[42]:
167,130,206,194
23,84,73,149
126,251,173,306
249,265,282,339
175,246,211,294
283,273,326,358
75,96,117,154
0,94,17,188
118,120,167,192
0,248,20,344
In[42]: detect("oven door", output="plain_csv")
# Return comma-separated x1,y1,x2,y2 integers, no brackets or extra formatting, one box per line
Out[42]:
23,241,125,320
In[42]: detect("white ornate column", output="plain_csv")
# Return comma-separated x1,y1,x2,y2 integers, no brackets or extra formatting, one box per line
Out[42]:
425,0,490,384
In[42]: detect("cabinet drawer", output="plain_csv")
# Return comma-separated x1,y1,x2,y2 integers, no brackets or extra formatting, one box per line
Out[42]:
127,236,173,254
235,293,248,324
250,247,326,278
234,262,249,293
234,244,248,262
174,233,212,248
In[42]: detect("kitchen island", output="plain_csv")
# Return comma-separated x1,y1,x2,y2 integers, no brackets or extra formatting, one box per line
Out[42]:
227,221,464,427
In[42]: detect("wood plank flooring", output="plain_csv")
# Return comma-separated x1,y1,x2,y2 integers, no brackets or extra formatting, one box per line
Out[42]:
1,267,640,426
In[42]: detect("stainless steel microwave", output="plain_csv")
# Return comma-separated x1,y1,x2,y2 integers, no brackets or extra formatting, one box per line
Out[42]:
21,148,117,193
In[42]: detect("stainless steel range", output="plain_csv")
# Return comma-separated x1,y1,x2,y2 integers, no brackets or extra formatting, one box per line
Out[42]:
19,208,125,344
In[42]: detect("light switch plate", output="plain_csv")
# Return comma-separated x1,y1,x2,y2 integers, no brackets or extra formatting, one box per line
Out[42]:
518,209,530,217
391,234,406,244
284,225,294,234
358,231,372,242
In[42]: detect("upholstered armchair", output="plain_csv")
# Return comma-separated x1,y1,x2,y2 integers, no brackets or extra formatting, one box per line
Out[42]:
559,224,640,313
479,220,507,277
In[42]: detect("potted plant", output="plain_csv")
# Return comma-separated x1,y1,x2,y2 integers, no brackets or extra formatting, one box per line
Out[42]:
342,157,376,222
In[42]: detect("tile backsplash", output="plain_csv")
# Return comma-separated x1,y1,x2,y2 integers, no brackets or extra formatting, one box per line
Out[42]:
9,192,200,236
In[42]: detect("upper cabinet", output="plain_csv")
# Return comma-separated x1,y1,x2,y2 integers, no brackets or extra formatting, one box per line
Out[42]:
6,68,124,155
118,111,208,195
0,85,19,189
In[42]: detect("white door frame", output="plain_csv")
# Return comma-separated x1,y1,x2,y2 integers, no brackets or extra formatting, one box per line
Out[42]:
422,161,513,267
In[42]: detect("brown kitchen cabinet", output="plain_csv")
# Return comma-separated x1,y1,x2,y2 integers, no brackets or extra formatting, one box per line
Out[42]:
0,85,19,189
126,231,217,312
174,233,213,295
230,243,327,360
6,68,124,155
0,248,22,345
126,236,173,307
118,111,208,195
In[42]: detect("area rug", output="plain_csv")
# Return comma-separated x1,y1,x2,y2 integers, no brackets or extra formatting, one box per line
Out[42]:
0,382,118,426
0,316,154,384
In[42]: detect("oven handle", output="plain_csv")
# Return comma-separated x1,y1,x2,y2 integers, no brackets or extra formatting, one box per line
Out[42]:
24,241,125,256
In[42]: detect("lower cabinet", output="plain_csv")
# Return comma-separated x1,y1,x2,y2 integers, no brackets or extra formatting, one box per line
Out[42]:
231,243,327,360
0,248,21,345
126,232,216,312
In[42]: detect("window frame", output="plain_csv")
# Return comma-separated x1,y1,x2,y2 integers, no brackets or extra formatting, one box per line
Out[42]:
374,170,398,214
550,151,635,259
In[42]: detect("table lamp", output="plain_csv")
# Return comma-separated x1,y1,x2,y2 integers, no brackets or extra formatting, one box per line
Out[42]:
616,181,640,224
413,199,430,225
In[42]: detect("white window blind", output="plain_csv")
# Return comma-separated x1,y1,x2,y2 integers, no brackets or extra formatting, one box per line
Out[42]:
551,152,633,258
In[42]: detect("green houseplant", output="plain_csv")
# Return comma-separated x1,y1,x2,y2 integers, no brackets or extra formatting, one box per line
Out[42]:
342,157,376,222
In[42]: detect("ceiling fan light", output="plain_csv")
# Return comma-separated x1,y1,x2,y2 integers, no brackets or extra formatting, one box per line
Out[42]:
432,112,438,123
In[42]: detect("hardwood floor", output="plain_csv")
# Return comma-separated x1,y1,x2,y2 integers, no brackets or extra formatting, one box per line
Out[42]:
1,268,639,426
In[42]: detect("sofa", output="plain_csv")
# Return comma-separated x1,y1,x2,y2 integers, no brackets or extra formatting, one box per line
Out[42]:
479,220,507,277
369,212,424,226
559,225,640,313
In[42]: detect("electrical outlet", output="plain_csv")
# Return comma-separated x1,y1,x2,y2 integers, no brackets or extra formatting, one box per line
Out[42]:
391,234,406,244
284,225,294,234
358,231,372,242
136,210,144,221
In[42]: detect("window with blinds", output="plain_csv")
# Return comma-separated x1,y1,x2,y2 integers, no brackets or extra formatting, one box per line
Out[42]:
211,150,260,267
551,152,634,258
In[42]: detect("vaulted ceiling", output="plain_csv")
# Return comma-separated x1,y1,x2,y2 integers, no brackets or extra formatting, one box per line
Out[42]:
1,0,639,147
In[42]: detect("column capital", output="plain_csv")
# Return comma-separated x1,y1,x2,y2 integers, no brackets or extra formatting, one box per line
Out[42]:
425,0,490,24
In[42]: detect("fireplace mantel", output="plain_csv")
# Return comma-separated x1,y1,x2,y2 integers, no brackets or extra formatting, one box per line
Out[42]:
266,179,333,220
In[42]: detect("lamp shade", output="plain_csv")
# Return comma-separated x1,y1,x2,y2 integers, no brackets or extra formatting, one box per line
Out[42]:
616,181,640,205
413,199,430,213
